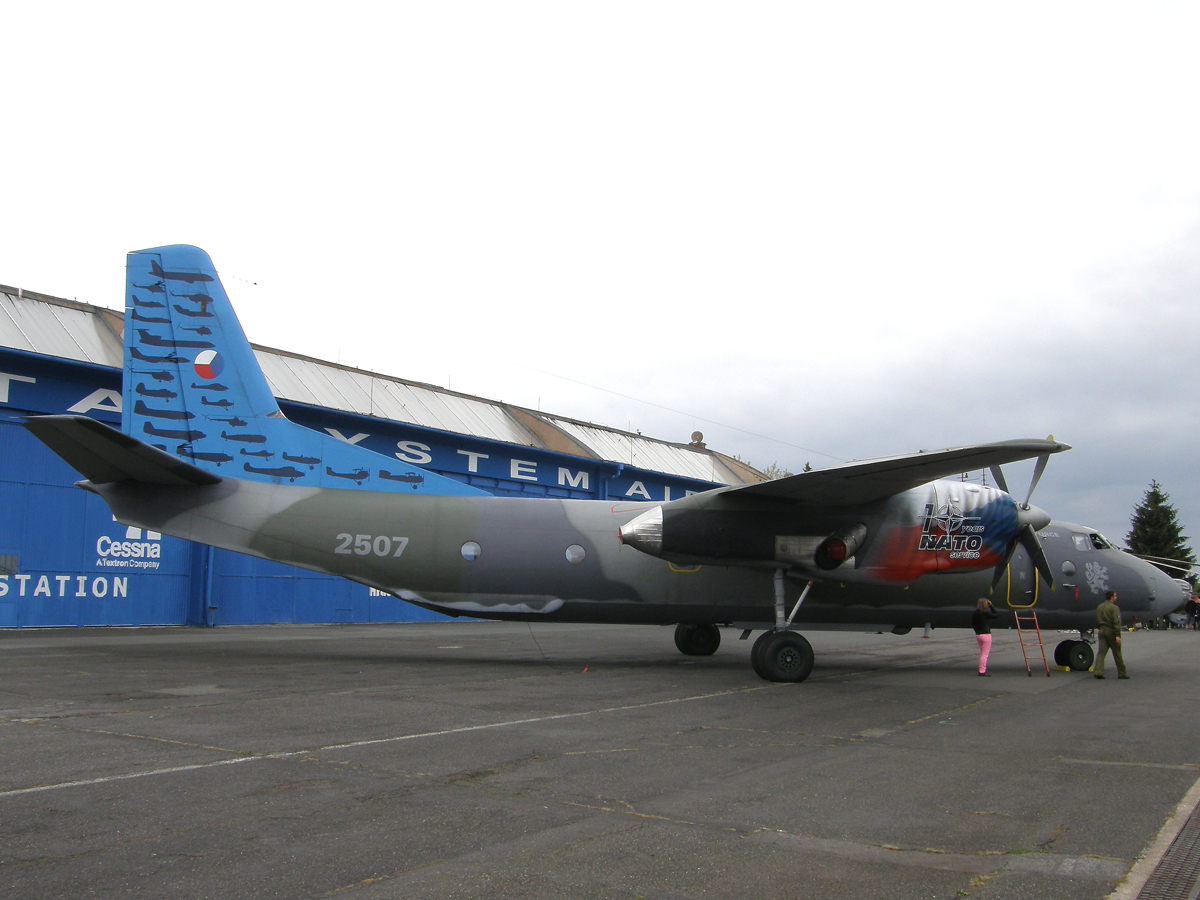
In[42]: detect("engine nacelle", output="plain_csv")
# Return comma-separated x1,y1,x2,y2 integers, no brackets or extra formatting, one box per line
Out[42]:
814,523,868,570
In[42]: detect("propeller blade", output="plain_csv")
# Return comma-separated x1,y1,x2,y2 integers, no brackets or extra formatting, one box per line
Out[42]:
1022,453,1050,509
990,538,1019,591
1017,523,1055,590
989,465,1010,495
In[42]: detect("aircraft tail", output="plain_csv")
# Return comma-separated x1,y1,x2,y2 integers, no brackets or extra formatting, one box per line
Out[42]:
121,245,482,495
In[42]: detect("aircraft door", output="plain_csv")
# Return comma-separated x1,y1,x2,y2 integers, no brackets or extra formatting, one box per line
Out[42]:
1003,544,1039,608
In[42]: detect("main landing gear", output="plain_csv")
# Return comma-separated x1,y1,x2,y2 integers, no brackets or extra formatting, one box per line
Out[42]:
751,569,817,683
671,571,819,682
751,630,815,682
1053,638,1095,672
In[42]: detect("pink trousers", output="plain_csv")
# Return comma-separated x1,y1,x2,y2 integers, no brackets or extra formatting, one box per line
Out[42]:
976,633,992,674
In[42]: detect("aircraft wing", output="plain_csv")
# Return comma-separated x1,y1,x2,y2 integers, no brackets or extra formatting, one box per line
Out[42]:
24,415,221,487
720,439,1069,505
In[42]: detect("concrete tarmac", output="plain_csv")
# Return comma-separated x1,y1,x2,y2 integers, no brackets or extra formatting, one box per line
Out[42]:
2,622,1198,900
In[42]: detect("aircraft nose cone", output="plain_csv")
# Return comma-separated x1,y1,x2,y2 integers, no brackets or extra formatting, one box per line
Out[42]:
618,506,664,556
1160,573,1191,613
1016,503,1052,532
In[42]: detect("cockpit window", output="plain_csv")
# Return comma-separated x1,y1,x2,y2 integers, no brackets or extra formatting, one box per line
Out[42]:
1090,533,1115,550
1072,534,1092,551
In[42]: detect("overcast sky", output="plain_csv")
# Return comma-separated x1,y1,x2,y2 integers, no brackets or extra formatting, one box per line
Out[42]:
4,3,1198,555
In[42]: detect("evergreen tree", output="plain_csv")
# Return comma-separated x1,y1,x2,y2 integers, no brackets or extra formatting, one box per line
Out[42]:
1126,481,1197,582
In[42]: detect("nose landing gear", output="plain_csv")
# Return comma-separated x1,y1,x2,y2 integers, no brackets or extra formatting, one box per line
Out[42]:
1053,638,1095,672
673,623,722,656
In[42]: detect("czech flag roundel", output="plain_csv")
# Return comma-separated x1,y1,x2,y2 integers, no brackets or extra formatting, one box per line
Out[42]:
193,350,224,380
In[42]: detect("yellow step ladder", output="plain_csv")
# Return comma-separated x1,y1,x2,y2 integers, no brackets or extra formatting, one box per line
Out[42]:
1013,610,1050,677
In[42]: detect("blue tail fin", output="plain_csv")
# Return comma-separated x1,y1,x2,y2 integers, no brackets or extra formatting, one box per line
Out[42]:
123,245,483,495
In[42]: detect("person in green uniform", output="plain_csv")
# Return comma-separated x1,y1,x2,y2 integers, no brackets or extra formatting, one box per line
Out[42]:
1094,590,1128,679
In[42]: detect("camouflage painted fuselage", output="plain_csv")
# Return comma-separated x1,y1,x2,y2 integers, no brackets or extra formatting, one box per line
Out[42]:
91,476,1183,631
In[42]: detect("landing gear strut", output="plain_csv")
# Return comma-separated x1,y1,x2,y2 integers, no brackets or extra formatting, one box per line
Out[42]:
674,623,721,656
748,570,817,683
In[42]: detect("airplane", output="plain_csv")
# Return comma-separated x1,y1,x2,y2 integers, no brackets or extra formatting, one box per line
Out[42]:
23,245,1189,682
136,383,178,400
380,470,426,489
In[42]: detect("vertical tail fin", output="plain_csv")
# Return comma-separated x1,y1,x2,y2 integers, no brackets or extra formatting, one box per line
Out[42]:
123,245,482,495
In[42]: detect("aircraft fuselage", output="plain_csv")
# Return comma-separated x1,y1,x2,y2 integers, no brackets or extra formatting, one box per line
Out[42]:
91,476,1183,631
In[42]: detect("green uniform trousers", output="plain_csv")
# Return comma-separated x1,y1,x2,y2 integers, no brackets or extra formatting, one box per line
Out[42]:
1094,628,1126,677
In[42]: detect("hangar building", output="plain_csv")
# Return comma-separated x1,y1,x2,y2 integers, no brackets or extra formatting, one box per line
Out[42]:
0,284,763,628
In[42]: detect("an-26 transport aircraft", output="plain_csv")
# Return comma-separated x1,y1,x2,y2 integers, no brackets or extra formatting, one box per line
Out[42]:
25,246,1188,681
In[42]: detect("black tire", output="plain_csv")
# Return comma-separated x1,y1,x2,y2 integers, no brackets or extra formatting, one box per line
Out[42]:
759,631,815,683
1053,641,1072,667
1067,641,1094,672
750,630,775,679
674,623,721,656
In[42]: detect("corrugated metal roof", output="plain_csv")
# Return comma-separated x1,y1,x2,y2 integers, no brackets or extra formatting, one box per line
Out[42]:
0,289,123,368
256,351,540,447
544,417,742,484
0,285,762,484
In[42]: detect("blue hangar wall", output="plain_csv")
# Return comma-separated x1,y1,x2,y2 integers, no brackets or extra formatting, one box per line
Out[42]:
0,347,725,628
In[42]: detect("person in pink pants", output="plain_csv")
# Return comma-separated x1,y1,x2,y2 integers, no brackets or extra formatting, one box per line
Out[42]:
972,597,998,676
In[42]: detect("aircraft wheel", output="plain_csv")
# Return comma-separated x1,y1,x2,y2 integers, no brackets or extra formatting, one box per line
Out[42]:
1067,641,1094,672
674,623,721,656
759,631,815,683
1053,640,1073,667
750,631,775,679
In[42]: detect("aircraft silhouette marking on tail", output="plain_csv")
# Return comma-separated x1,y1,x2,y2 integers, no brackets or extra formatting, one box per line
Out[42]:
283,452,320,468
144,422,205,442
131,347,185,364
203,397,234,409
240,448,273,458
131,310,170,324
193,382,228,391
181,326,213,336
380,470,425,489
177,445,233,465
134,400,195,421
172,304,213,319
327,466,369,485
136,370,175,383
222,430,267,443
151,260,213,284
136,384,178,400
137,329,215,350
208,416,248,427
174,292,214,315
131,283,166,295
243,463,305,481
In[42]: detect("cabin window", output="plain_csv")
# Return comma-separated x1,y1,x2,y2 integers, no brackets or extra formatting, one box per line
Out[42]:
1071,534,1092,551
461,541,481,561
565,544,586,564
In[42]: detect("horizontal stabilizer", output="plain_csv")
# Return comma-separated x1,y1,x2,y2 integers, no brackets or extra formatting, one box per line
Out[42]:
725,439,1070,505
24,415,221,487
